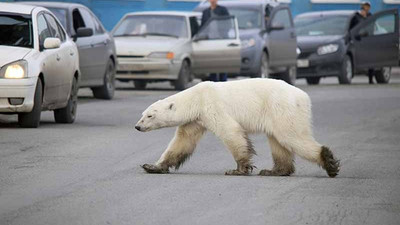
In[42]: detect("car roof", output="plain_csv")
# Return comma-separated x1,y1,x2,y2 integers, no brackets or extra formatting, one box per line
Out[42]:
198,0,280,8
0,2,37,15
296,10,356,18
124,11,201,17
19,1,87,10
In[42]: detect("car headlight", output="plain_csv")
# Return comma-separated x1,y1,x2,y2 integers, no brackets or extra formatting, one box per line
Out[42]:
317,44,339,55
296,47,301,56
241,38,256,49
0,60,28,79
148,52,174,59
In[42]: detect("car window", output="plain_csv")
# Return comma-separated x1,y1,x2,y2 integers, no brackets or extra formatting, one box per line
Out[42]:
37,14,51,47
189,16,200,37
91,14,105,34
47,7,67,29
272,9,292,28
228,8,262,30
113,15,188,38
44,13,64,41
295,15,349,36
72,9,85,33
359,14,395,37
78,8,96,34
197,17,236,40
0,14,33,48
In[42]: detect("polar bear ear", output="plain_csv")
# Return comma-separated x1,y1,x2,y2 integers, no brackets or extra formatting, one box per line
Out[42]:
168,103,175,111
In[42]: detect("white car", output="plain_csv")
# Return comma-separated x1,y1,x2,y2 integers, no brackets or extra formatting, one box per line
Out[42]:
112,11,241,90
0,3,80,128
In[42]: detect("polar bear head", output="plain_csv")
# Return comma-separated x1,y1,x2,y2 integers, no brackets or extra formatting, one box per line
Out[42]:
135,99,180,132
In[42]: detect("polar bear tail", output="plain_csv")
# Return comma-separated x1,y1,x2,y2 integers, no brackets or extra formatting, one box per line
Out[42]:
320,146,340,178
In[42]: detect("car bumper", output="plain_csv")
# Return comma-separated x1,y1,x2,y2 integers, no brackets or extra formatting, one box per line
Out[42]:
116,57,181,80
297,51,342,78
0,77,37,113
239,46,260,76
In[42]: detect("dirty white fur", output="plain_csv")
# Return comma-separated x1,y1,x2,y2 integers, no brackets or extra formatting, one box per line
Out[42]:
136,78,324,173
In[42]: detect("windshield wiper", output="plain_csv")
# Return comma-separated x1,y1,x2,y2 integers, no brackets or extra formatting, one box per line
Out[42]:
142,32,179,38
113,34,146,37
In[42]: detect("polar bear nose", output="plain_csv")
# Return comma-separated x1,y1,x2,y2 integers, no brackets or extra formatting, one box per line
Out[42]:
135,125,141,131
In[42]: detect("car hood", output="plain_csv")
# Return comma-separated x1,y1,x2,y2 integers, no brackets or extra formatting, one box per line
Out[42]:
239,28,260,40
297,35,343,51
114,36,186,56
0,46,32,67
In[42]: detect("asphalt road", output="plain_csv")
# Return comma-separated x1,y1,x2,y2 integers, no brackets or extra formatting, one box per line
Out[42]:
1,73,400,225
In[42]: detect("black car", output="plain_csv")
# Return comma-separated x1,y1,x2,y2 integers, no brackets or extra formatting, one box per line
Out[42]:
295,9,399,85
21,1,117,99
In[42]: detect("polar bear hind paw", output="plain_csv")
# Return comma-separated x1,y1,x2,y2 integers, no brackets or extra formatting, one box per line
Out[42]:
225,169,250,176
141,164,169,174
258,169,292,176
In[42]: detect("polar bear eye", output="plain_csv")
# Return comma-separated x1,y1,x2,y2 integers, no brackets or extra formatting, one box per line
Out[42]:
147,115,153,118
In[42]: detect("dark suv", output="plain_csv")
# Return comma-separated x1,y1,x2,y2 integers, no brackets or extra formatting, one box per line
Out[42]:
195,0,298,85
295,9,399,85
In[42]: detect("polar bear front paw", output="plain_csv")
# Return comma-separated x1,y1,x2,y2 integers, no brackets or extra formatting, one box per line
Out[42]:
141,164,169,174
225,169,250,176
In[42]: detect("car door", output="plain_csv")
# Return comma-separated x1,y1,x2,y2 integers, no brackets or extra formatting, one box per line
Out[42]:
266,6,297,67
78,7,108,86
72,8,94,86
350,9,399,69
44,13,73,103
37,13,60,105
191,16,241,74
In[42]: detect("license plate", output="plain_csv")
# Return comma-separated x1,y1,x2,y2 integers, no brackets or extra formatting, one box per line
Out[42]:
297,59,309,68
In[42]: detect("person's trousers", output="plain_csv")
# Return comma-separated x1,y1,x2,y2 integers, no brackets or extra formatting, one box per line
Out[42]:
209,73,227,82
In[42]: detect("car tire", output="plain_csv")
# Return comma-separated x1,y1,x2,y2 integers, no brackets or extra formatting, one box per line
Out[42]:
338,55,353,84
54,76,78,124
374,67,391,84
92,59,115,100
134,80,147,90
280,66,297,85
174,60,190,91
253,52,269,78
18,79,42,128
306,77,321,85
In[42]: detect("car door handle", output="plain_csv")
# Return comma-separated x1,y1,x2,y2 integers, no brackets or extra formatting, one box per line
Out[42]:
228,43,239,47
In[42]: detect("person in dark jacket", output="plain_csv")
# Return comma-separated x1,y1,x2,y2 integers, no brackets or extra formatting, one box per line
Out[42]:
350,1,375,84
201,0,230,82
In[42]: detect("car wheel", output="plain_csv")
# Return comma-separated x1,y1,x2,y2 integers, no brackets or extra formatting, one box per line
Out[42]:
174,60,190,91
280,66,297,85
306,77,321,85
18,79,42,128
92,59,115,100
374,67,391,84
54,76,78,123
134,80,147,90
253,52,269,78
338,55,353,84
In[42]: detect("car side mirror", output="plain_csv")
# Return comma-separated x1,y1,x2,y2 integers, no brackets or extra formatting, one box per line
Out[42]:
355,30,369,40
193,33,209,42
268,22,285,32
76,27,93,38
43,37,61,49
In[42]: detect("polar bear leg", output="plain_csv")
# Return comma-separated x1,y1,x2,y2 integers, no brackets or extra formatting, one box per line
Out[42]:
259,135,295,176
142,122,206,174
209,119,255,176
274,134,340,177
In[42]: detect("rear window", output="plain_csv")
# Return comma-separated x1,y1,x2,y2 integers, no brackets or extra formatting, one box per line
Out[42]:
0,14,33,48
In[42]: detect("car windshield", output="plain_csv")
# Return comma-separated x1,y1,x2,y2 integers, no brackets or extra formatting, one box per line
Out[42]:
228,8,262,29
113,15,188,38
0,14,33,48
47,7,68,29
295,15,349,36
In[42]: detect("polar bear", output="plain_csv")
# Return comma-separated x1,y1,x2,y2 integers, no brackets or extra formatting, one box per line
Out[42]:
135,79,340,177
